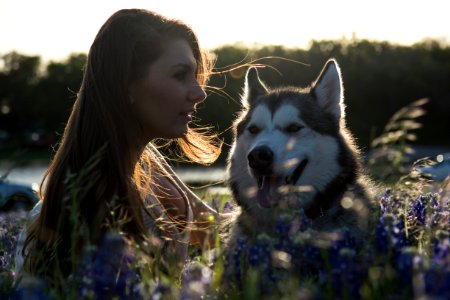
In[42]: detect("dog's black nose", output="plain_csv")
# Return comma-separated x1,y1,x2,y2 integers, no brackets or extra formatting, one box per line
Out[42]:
248,146,274,170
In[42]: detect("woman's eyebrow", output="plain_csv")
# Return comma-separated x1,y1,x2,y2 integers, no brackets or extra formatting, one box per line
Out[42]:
171,61,197,70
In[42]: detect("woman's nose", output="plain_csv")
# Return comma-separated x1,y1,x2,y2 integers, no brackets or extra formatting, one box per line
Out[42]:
190,84,207,103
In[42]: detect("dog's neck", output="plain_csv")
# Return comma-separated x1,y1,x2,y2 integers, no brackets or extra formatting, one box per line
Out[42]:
304,191,345,219
304,165,360,219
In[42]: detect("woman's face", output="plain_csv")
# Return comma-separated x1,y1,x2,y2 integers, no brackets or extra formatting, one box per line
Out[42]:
130,38,207,141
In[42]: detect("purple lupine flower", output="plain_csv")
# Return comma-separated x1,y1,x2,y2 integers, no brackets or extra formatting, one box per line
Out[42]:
69,232,142,299
391,218,409,255
247,244,262,267
294,241,324,278
327,230,358,271
273,215,296,251
223,236,248,285
0,211,27,274
375,216,390,254
395,248,415,286
231,237,248,270
429,193,440,209
329,247,363,299
1,210,28,296
275,216,291,237
429,211,445,229
412,195,427,225
376,213,409,258
248,235,271,268
424,263,450,298
181,260,213,300
380,189,393,214
430,236,449,268
222,201,234,213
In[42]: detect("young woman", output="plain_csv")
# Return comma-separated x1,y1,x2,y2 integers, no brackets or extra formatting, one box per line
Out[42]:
15,8,222,281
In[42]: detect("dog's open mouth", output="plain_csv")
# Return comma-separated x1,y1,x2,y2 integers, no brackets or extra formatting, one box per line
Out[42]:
256,159,309,208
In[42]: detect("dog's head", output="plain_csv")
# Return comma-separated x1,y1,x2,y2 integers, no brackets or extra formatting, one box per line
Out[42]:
229,59,357,213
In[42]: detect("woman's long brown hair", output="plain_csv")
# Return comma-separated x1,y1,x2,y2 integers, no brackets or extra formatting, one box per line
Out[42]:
23,9,220,279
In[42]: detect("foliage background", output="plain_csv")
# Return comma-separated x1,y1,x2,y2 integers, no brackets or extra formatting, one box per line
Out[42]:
1,38,449,299
1,38,449,163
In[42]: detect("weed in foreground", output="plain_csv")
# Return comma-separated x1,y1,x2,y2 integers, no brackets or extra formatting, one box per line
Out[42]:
0,98,449,299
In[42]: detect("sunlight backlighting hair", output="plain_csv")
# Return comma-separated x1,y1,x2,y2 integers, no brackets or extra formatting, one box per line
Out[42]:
23,8,221,279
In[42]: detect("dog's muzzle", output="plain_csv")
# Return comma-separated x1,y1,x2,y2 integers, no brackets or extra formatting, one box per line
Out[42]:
248,146,274,174
248,146,309,208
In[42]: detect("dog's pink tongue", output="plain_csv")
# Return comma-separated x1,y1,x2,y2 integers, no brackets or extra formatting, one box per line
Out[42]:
256,179,271,208
256,177,282,208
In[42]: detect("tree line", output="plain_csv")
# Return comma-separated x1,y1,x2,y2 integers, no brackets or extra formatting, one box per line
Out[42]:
1,38,449,162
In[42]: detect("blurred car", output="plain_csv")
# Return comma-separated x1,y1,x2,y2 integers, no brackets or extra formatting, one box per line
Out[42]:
0,176,39,211
416,153,450,181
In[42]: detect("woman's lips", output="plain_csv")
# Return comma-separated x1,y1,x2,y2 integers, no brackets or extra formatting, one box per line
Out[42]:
180,110,194,121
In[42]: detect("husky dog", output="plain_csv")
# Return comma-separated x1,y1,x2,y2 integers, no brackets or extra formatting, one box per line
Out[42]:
226,59,373,245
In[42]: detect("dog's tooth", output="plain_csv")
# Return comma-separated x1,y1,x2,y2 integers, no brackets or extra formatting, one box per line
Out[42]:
260,176,266,190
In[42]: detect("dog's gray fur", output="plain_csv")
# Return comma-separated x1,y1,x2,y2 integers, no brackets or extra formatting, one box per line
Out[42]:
225,59,374,249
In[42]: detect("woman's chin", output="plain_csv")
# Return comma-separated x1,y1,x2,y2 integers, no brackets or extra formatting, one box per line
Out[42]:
168,127,189,139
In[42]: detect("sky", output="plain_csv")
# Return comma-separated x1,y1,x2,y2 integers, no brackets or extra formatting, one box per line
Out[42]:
0,0,449,62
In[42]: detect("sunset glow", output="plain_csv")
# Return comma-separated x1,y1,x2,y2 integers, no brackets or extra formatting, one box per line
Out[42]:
0,0,449,61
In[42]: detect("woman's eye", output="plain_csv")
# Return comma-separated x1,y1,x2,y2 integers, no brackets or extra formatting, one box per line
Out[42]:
174,71,187,81
285,124,303,133
248,125,260,135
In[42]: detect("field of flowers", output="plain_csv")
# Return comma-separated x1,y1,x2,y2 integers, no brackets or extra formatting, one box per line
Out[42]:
1,170,449,299
0,99,449,299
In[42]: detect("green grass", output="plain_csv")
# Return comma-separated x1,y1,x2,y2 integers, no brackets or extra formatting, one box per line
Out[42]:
1,98,448,299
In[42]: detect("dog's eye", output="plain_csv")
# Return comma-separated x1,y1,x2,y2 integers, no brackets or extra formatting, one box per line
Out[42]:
248,125,260,135
285,124,303,133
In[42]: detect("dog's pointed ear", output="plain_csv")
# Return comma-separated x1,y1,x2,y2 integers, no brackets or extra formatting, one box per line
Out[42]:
311,59,344,119
242,67,268,107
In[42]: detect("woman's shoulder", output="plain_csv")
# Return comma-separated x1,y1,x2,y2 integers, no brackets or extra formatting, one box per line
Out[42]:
29,200,42,220
14,201,42,280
